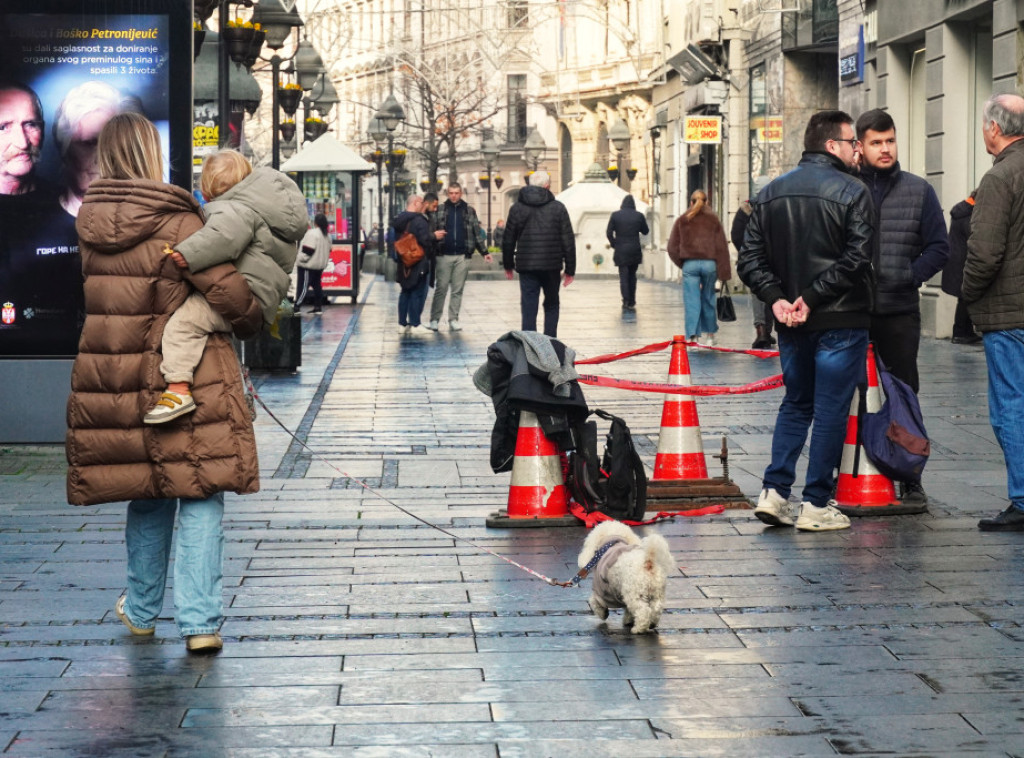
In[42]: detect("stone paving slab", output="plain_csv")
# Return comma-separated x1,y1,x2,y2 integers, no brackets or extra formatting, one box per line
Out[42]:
3,278,1023,754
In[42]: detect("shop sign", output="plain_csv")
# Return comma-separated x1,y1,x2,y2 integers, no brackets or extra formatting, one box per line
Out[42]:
684,115,722,144
751,116,783,143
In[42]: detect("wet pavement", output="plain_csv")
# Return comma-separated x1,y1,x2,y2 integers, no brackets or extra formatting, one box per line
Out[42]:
2,273,1023,757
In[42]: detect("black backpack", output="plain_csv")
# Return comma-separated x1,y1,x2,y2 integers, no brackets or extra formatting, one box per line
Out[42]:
567,409,647,521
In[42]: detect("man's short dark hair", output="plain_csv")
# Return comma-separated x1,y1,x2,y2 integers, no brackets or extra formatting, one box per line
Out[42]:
855,109,895,140
804,110,854,152
423,191,438,204
447,182,462,192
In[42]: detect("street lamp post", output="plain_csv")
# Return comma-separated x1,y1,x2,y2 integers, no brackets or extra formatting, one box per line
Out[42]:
479,134,500,247
250,0,303,170
374,93,406,227
368,116,387,255
609,118,631,188
523,125,546,182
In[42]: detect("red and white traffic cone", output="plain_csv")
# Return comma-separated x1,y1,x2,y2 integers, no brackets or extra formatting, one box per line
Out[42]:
486,410,580,528
834,344,922,515
653,335,708,481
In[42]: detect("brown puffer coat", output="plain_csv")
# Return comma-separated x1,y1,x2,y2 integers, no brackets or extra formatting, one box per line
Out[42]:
666,207,732,282
66,179,263,506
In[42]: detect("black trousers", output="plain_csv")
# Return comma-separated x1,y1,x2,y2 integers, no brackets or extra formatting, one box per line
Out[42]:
519,269,562,337
295,267,324,311
618,264,637,306
953,299,977,339
869,311,921,393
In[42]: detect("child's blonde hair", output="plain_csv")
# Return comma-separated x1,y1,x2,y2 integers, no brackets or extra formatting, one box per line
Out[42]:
200,149,252,200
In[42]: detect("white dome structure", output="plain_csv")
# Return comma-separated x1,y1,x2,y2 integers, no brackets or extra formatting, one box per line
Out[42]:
556,163,649,275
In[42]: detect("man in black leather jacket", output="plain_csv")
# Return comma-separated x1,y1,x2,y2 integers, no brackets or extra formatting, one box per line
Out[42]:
738,110,875,533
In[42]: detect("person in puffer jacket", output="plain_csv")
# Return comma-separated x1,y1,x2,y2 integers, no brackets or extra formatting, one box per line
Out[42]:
502,170,576,338
145,149,307,424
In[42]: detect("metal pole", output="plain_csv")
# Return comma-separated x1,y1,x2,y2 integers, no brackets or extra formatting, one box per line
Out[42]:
218,0,230,147
485,160,493,248
617,150,624,188
377,161,384,252
271,54,281,169
386,134,395,226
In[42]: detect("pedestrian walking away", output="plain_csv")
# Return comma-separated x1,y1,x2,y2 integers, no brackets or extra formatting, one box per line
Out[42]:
502,170,576,338
144,148,307,424
738,109,875,533
606,194,649,311
65,112,264,654
963,93,1024,532
393,194,440,335
733,175,775,348
942,191,982,344
428,182,490,331
295,212,332,315
667,189,731,346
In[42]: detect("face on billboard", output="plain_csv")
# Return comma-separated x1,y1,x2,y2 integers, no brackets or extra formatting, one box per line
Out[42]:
0,4,191,358
0,88,44,194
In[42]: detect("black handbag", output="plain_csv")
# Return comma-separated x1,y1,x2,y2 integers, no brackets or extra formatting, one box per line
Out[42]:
716,289,737,322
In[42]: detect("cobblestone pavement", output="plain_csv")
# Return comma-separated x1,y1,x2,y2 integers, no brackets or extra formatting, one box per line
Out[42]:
2,274,1023,757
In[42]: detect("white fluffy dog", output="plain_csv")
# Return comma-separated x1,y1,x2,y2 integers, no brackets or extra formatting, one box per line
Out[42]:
577,520,676,634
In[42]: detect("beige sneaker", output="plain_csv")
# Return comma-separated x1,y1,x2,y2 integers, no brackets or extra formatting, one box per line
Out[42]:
115,595,154,636
143,390,196,424
795,501,851,532
753,488,796,527
186,633,223,654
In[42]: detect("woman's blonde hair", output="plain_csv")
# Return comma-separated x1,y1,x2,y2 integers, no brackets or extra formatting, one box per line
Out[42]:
684,190,707,221
200,149,252,200
97,112,163,181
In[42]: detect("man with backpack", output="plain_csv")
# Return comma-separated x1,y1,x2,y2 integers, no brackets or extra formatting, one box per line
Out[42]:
391,195,438,336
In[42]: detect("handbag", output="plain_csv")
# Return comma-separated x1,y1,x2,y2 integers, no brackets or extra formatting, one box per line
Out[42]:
716,288,737,322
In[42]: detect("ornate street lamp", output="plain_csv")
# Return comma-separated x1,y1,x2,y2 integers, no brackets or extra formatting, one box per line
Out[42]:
523,125,546,180
251,0,303,169
294,38,327,146
368,116,388,254
480,133,500,246
609,118,631,188
373,94,405,225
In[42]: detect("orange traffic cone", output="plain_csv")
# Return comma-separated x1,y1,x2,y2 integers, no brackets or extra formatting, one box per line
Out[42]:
653,335,708,481
485,410,580,528
834,344,923,516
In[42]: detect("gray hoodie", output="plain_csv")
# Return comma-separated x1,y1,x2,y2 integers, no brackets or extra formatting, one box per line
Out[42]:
176,167,308,325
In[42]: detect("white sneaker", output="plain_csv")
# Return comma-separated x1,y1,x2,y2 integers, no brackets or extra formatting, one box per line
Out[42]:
701,332,718,346
449,320,462,331
408,324,433,336
753,488,796,527
795,501,851,532
397,324,411,335
428,320,439,331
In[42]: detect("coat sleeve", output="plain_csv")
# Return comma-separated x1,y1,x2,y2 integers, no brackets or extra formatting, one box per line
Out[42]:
559,203,576,277
736,203,785,306
713,218,732,281
502,205,524,270
639,213,650,237
910,185,950,285
469,207,487,256
963,172,1009,304
187,263,263,340
606,215,616,247
175,201,258,272
666,217,683,268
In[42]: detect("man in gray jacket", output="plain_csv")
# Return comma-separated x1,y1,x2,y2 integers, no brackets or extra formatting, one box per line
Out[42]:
964,93,1024,531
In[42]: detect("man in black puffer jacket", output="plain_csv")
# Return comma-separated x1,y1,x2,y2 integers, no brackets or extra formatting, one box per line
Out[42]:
855,109,948,507
502,170,576,337
738,110,875,534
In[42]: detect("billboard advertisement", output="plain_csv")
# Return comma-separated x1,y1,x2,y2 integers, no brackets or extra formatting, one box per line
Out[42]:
0,0,192,358
322,245,354,292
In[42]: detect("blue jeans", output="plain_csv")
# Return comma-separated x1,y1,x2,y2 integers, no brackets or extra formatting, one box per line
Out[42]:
764,328,868,507
398,276,429,326
122,494,225,637
519,269,562,337
682,259,718,337
983,330,1024,512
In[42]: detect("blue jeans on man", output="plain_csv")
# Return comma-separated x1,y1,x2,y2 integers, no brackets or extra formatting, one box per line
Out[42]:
982,329,1024,513
398,276,429,327
121,493,225,637
763,328,868,507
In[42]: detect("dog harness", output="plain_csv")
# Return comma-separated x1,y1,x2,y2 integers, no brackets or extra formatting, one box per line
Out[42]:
560,538,626,587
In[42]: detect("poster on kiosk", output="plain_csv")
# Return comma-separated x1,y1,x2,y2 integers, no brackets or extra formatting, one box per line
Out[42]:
0,0,193,359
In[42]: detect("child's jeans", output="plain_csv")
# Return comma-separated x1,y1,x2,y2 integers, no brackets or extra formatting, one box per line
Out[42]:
161,292,232,383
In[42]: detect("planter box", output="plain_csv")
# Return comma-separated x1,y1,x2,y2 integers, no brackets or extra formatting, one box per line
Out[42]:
235,315,301,372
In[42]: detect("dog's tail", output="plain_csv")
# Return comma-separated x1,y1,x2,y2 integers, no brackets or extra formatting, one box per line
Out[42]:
641,534,676,575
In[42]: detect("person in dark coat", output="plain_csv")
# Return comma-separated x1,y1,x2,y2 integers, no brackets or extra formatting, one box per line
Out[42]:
732,176,774,348
392,195,439,335
502,171,576,338
942,192,981,344
606,195,649,310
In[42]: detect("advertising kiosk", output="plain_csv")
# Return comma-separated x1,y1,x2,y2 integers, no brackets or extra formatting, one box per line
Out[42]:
280,135,372,304
0,0,193,441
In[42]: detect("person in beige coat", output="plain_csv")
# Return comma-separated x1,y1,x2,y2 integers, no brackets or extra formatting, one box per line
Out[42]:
65,113,262,654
